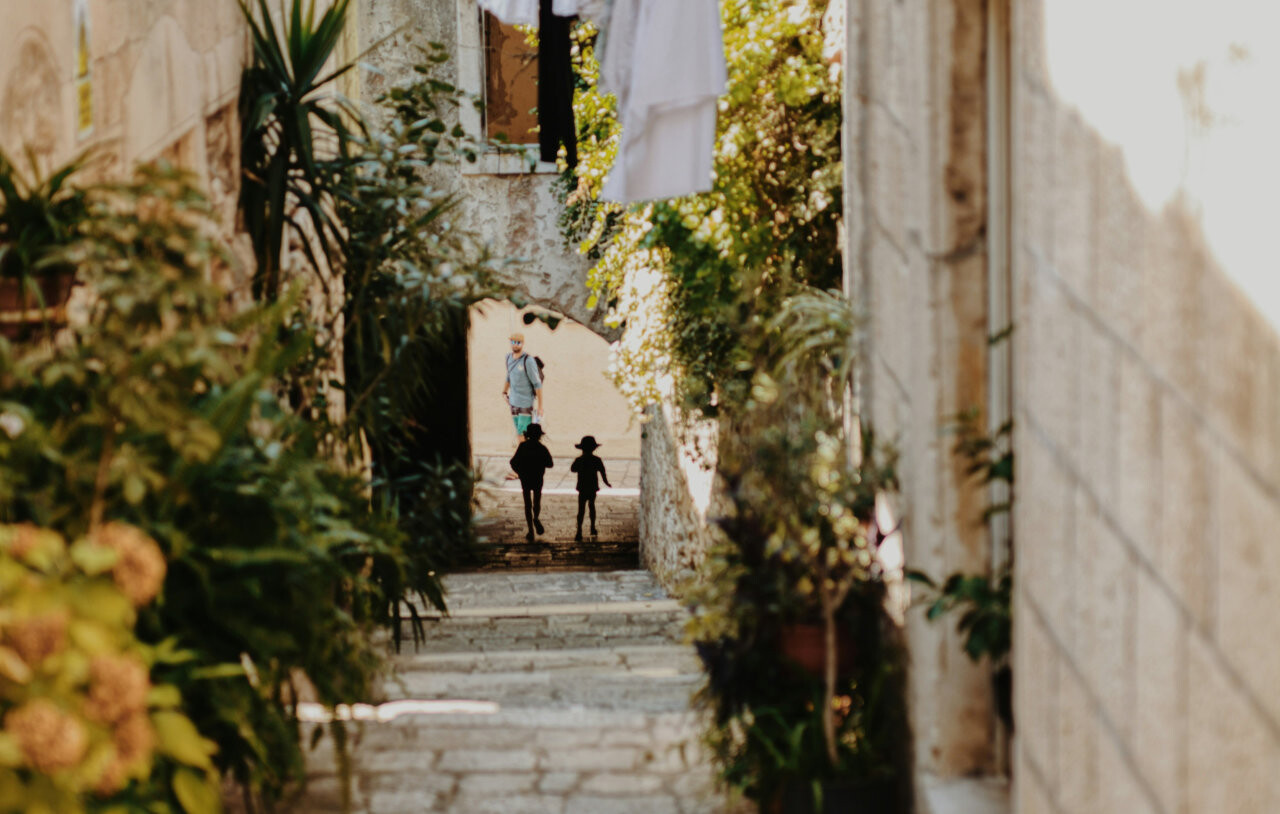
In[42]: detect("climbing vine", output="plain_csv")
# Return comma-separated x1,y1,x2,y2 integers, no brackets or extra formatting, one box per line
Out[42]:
559,0,844,419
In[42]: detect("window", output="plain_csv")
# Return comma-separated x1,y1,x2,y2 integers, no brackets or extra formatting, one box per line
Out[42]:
456,0,554,174
482,13,538,144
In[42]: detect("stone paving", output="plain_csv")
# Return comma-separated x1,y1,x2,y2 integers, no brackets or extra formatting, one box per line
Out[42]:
469,455,641,571
277,463,751,814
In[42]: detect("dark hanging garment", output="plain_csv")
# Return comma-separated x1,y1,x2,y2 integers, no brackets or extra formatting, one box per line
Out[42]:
538,0,578,167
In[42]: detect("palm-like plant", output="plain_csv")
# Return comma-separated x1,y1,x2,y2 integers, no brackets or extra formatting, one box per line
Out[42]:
0,149,90,278
238,0,359,301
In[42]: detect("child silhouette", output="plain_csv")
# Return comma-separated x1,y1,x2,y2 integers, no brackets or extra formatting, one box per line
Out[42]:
570,436,611,541
509,423,553,542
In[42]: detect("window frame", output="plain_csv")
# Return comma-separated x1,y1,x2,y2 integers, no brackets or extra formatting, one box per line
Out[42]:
455,0,558,175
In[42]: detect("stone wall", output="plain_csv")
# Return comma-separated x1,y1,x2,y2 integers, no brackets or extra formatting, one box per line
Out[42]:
0,0,249,285
637,404,719,589
1010,2,1280,812
356,0,612,339
845,0,1001,782
849,0,1280,807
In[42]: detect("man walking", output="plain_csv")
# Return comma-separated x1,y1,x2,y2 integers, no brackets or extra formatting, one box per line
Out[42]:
502,332,544,444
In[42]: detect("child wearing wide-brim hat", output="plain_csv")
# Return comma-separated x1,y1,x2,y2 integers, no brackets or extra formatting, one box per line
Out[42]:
510,423,553,541
570,435,611,541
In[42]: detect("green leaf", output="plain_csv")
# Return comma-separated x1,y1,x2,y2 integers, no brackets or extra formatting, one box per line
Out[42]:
187,663,249,681
153,711,217,770
0,733,23,768
146,684,183,708
124,473,147,505
0,648,31,685
172,767,220,814
68,620,118,655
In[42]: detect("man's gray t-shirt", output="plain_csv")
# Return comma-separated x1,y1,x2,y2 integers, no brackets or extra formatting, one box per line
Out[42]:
506,353,542,409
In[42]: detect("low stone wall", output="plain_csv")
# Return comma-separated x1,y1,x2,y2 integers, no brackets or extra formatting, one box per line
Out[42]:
637,403,720,592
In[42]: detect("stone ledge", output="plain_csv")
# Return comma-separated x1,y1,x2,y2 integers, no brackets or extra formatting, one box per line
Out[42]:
460,149,559,176
919,775,1011,814
421,599,683,619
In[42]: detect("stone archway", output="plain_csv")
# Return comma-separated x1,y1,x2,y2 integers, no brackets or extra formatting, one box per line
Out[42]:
455,173,619,342
466,299,642,569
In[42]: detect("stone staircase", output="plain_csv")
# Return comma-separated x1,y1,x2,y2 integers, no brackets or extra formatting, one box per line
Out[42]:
283,570,747,814
273,464,750,813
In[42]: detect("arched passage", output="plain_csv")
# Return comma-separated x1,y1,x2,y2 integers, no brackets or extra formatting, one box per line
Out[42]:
466,299,642,568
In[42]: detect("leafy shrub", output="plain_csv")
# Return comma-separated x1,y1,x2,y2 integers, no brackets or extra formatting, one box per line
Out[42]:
0,165,406,808
683,291,911,810
338,52,509,595
0,524,219,814
237,0,359,300
0,149,89,281
238,0,505,598
560,0,843,418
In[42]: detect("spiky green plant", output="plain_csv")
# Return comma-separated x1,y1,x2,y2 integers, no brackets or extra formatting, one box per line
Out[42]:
0,149,90,281
238,0,359,301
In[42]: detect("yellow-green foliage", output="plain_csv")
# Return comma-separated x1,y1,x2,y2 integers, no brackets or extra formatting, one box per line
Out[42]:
0,524,219,814
559,0,843,418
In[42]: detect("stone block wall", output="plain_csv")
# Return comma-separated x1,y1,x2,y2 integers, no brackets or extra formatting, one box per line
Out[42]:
636,404,719,589
846,0,1001,781
1010,2,1280,812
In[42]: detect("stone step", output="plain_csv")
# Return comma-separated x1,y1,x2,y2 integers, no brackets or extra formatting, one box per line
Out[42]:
293,709,730,814
473,491,639,572
436,570,671,612
270,569,749,814
464,539,640,573
395,644,700,675
380,672,702,714
404,611,689,654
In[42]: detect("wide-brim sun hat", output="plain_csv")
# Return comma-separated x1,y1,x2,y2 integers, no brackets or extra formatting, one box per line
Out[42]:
524,423,545,439
575,435,600,450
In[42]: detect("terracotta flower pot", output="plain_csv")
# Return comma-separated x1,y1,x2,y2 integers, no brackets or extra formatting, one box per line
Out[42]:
779,622,856,678
0,269,76,341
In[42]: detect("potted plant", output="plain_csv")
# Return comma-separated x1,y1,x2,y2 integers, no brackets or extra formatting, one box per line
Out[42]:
687,289,912,813
0,149,90,341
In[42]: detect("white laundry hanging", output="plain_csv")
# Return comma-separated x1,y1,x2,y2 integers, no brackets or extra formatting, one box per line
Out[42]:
599,0,727,203
477,0,538,26
477,0,727,202
478,0,601,26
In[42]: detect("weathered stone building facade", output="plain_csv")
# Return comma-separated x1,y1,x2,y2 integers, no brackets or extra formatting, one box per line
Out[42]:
0,0,249,262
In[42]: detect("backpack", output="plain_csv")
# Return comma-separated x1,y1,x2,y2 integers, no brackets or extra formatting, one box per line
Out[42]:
521,354,546,385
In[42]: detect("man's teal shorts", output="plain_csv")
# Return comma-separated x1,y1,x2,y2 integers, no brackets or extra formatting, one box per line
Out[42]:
513,412,532,436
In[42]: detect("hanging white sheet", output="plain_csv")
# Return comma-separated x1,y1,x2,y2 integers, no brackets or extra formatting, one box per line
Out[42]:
477,0,602,26
477,0,537,26
599,0,726,203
